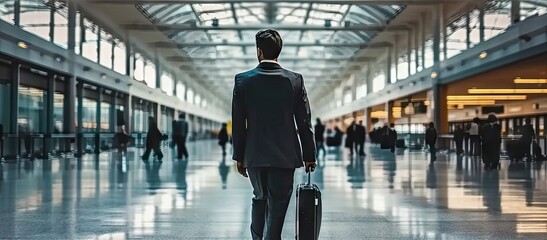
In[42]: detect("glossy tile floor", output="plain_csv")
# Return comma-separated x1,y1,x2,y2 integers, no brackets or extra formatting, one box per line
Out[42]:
1,141,547,239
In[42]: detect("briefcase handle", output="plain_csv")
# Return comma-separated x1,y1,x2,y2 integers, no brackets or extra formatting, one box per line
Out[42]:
307,172,311,185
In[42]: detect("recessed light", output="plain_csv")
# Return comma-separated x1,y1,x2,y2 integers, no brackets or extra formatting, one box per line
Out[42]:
479,51,487,59
430,72,438,79
100,73,107,80
17,41,28,49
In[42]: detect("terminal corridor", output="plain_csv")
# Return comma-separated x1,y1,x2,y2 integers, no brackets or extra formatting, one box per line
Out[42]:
1,142,546,239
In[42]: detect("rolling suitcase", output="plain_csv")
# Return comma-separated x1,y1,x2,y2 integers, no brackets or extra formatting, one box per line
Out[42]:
296,172,322,240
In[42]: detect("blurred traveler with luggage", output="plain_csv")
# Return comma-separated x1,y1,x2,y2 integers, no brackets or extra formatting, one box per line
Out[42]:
520,118,535,161
172,113,189,160
425,122,438,162
218,123,229,156
231,29,316,240
141,116,163,161
480,114,501,170
314,118,326,157
454,125,465,156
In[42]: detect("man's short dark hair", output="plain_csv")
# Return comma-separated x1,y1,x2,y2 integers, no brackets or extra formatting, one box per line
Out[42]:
256,29,283,59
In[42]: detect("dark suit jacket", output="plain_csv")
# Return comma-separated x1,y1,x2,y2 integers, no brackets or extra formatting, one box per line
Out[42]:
356,125,366,143
232,62,316,168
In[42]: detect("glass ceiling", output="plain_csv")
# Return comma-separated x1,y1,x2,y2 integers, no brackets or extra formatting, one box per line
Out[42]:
139,2,403,57
137,2,403,96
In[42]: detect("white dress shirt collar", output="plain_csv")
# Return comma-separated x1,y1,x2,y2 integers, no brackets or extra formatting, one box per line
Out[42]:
260,60,279,64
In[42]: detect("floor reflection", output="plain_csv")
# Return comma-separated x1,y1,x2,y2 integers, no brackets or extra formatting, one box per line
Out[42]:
0,141,546,239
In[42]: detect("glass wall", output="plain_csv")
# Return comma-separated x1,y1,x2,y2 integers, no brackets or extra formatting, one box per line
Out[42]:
53,92,63,132
397,54,409,80
100,101,110,132
81,98,97,132
18,86,45,133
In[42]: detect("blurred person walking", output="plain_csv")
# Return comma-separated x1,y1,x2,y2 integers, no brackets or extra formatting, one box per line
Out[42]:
426,122,438,162
172,113,189,160
141,116,163,161
218,123,229,156
314,118,326,157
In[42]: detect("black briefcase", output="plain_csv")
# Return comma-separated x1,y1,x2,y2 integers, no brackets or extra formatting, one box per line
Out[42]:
296,172,322,240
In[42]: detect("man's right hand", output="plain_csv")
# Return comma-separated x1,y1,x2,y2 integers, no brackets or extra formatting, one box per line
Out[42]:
305,162,316,173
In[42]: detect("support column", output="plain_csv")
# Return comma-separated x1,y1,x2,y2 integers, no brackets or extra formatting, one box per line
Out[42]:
44,73,56,158
466,13,471,49
49,6,55,42
9,63,20,134
407,30,412,76
432,84,448,135
414,23,420,72
95,87,102,154
432,4,443,69
511,0,520,23
76,82,83,156
421,13,426,69
479,8,485,43
14,0,20,26
393,35,399,82
125,41,134,78
123,95,132,134
386,101,394,125
365,107,372,133
386,46,392,86
155,56,161,89
64,0,77,153
111,92,117,132
366,62,373,95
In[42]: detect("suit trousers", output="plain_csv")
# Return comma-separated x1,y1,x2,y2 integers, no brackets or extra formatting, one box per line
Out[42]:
174,136,188,158
247,167,295,240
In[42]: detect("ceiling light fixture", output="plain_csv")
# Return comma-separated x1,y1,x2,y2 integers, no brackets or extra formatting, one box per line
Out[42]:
479,51,488,59
17,41,28,49
447,95,527,100
513,78,547,84
100,73,107,80
447,100,496,105
430,72,438,79
468,89,547,94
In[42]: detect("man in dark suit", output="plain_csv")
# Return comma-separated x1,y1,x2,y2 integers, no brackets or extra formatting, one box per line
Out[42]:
314,118,326,157
356,120,366,156
172,113,189,160
232,29,316,240
481,114,501,170
345,121,357,155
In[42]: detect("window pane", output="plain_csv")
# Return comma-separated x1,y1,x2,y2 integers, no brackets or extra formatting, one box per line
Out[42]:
113,40,126,74
161,72,174,96
397,54,409,80
469,9,481,47
483,1,511,42
144,63,156,88
521,1,547,20
53,2,68,48
187,89,194,104
372,71,386,92
446,15,467,58
176,82,186,101
134,54,145,81
101,101,110,132
20,1,50,41
19,86,45,133
82,18,99,62
82,98,97,132
0,0,15,24
99,30,113,69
